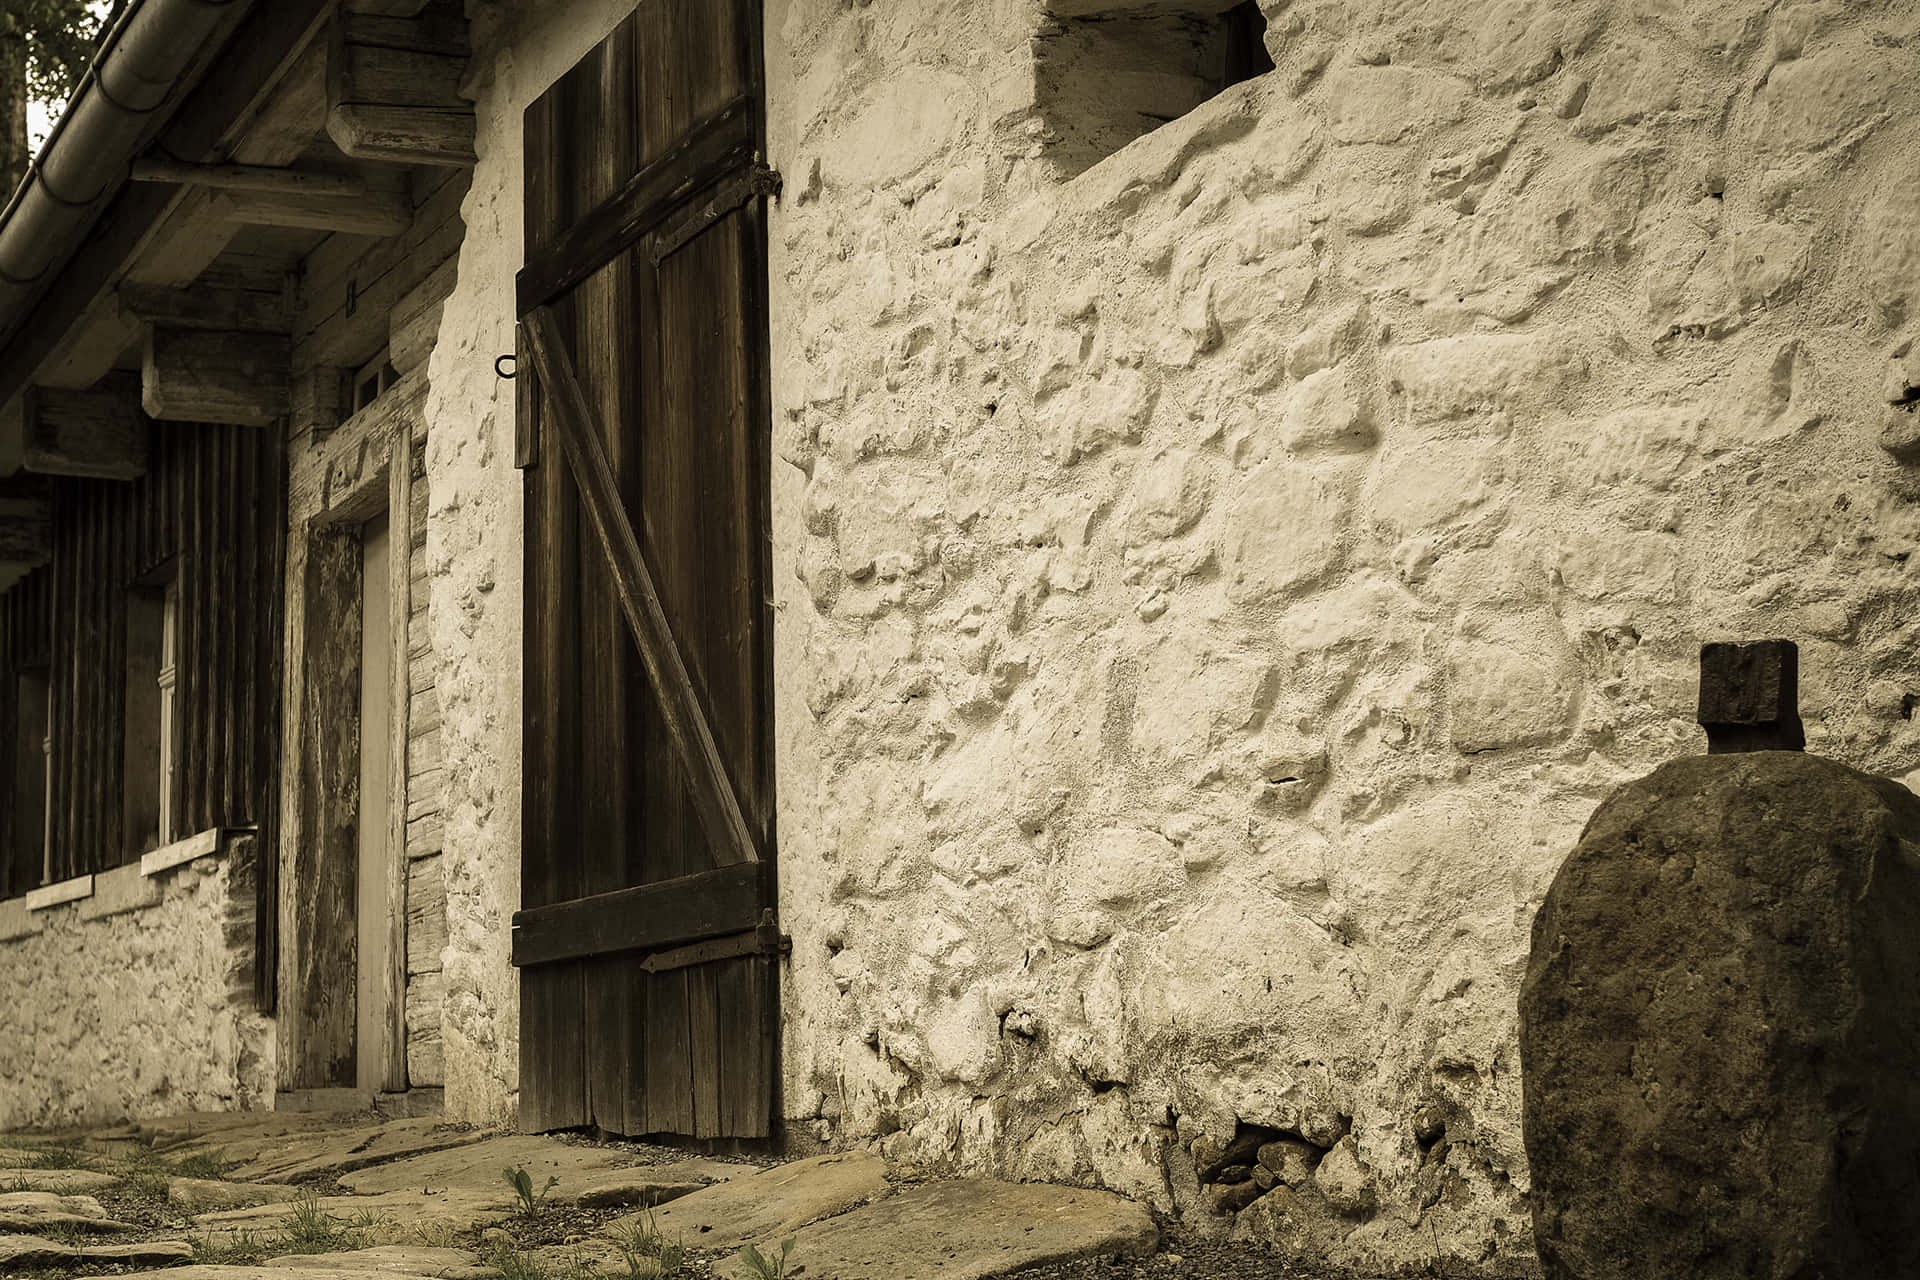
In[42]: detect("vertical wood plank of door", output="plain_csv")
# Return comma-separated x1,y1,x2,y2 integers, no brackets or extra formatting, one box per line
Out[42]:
582,951,632,1134
715,953,770,1137
520,960,588,1132
642,967,695,1134
688,960,721,1138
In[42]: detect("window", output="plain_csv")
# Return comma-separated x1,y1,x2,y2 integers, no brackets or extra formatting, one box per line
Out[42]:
11,668,50,886
353,349,399,414
123,574,178,857
1034,0,1274,178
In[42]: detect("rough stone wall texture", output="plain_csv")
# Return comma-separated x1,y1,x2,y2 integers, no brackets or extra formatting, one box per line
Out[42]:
763,0,1920,1269
0,857,273,1130
426,0,640,1127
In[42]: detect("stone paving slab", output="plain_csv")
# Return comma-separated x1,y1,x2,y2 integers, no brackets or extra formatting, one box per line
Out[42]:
607,1151,889,1252
222,1119,490,1185
774,1179,1160,1280
171,1177,309,1211
194,1184,517,1244
566,1168,710,1208
260,1244,500,1277
112,1269,467,1280
335,1133,630,1196
0,1166,122,1192
125,1111,350,1152
0,1188,143,1232
0,1232,194,1267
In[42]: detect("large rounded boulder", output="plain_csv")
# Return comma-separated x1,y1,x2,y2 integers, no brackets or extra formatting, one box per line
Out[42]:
1520,752,1920,1280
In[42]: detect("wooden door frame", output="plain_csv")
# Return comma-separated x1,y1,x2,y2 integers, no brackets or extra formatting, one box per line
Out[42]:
279,430,414,1094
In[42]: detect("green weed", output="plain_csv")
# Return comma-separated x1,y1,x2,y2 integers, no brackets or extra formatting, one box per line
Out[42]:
735,1236,801,1280
504,1164,561,1214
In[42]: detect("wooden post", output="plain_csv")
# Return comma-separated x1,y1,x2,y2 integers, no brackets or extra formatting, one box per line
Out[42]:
23,373,151,480
382,431,413,1093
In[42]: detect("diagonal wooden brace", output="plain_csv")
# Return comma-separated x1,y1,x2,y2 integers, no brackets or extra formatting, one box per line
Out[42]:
520,304,759,867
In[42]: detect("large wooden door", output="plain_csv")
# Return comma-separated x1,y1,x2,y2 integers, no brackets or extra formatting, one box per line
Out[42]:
512,0,777,1138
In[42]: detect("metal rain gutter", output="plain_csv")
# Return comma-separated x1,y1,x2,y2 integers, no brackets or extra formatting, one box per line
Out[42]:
0,0,244,347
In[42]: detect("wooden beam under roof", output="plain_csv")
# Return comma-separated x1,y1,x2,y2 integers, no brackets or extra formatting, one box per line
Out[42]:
142,326,291,426
22,372,150,480
129,158,369,199
207,184,412,238
326,10,475,167
119,281,289,333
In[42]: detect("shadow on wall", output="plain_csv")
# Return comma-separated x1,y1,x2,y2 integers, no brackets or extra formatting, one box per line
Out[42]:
1035,0,1274,178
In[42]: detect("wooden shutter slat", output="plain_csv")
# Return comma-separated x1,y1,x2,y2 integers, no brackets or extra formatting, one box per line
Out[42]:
510,861,763,966
515,96,755,315
520,304,758,871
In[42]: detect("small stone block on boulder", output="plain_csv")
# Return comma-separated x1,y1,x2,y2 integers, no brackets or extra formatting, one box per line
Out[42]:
1696,638,1804,753
776,1180,1159,1280
1520,752,1920,1280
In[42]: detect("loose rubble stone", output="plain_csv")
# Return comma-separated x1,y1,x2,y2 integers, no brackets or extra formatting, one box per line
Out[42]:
1521,752,1920,1280
1228,1185,1339,1266
608,1152,888,1252
1312,1137,1376,1216
774,1179,1159,1280
1255,1138,1321,1187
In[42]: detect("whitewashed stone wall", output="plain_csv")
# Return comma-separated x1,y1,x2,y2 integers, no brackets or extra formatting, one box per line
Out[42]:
763,0,1920,1270
427,0,644,1128
0,852,272,1130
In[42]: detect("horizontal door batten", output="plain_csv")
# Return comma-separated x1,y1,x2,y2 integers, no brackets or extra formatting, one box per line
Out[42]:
516,96,756,315
510,861,764,967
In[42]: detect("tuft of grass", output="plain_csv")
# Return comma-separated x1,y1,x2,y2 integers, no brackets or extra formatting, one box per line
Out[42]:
168,1149,227,1180
23,1145,87,1170
413,1220,461,1249
608,1206,687,1279
276,1188,384,1254
37,1220,90,1247
486,1242,610,1280
192,1226,269,1266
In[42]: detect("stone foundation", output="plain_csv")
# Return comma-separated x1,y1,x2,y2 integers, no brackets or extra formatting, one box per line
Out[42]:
0,838,272,1130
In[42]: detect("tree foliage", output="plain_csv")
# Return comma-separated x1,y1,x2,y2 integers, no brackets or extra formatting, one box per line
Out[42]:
3,0,112,104
2,0,120,195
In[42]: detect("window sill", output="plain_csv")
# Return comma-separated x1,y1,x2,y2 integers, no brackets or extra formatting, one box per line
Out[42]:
0,826,233,937
26,874,92,912
141,827,222,877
